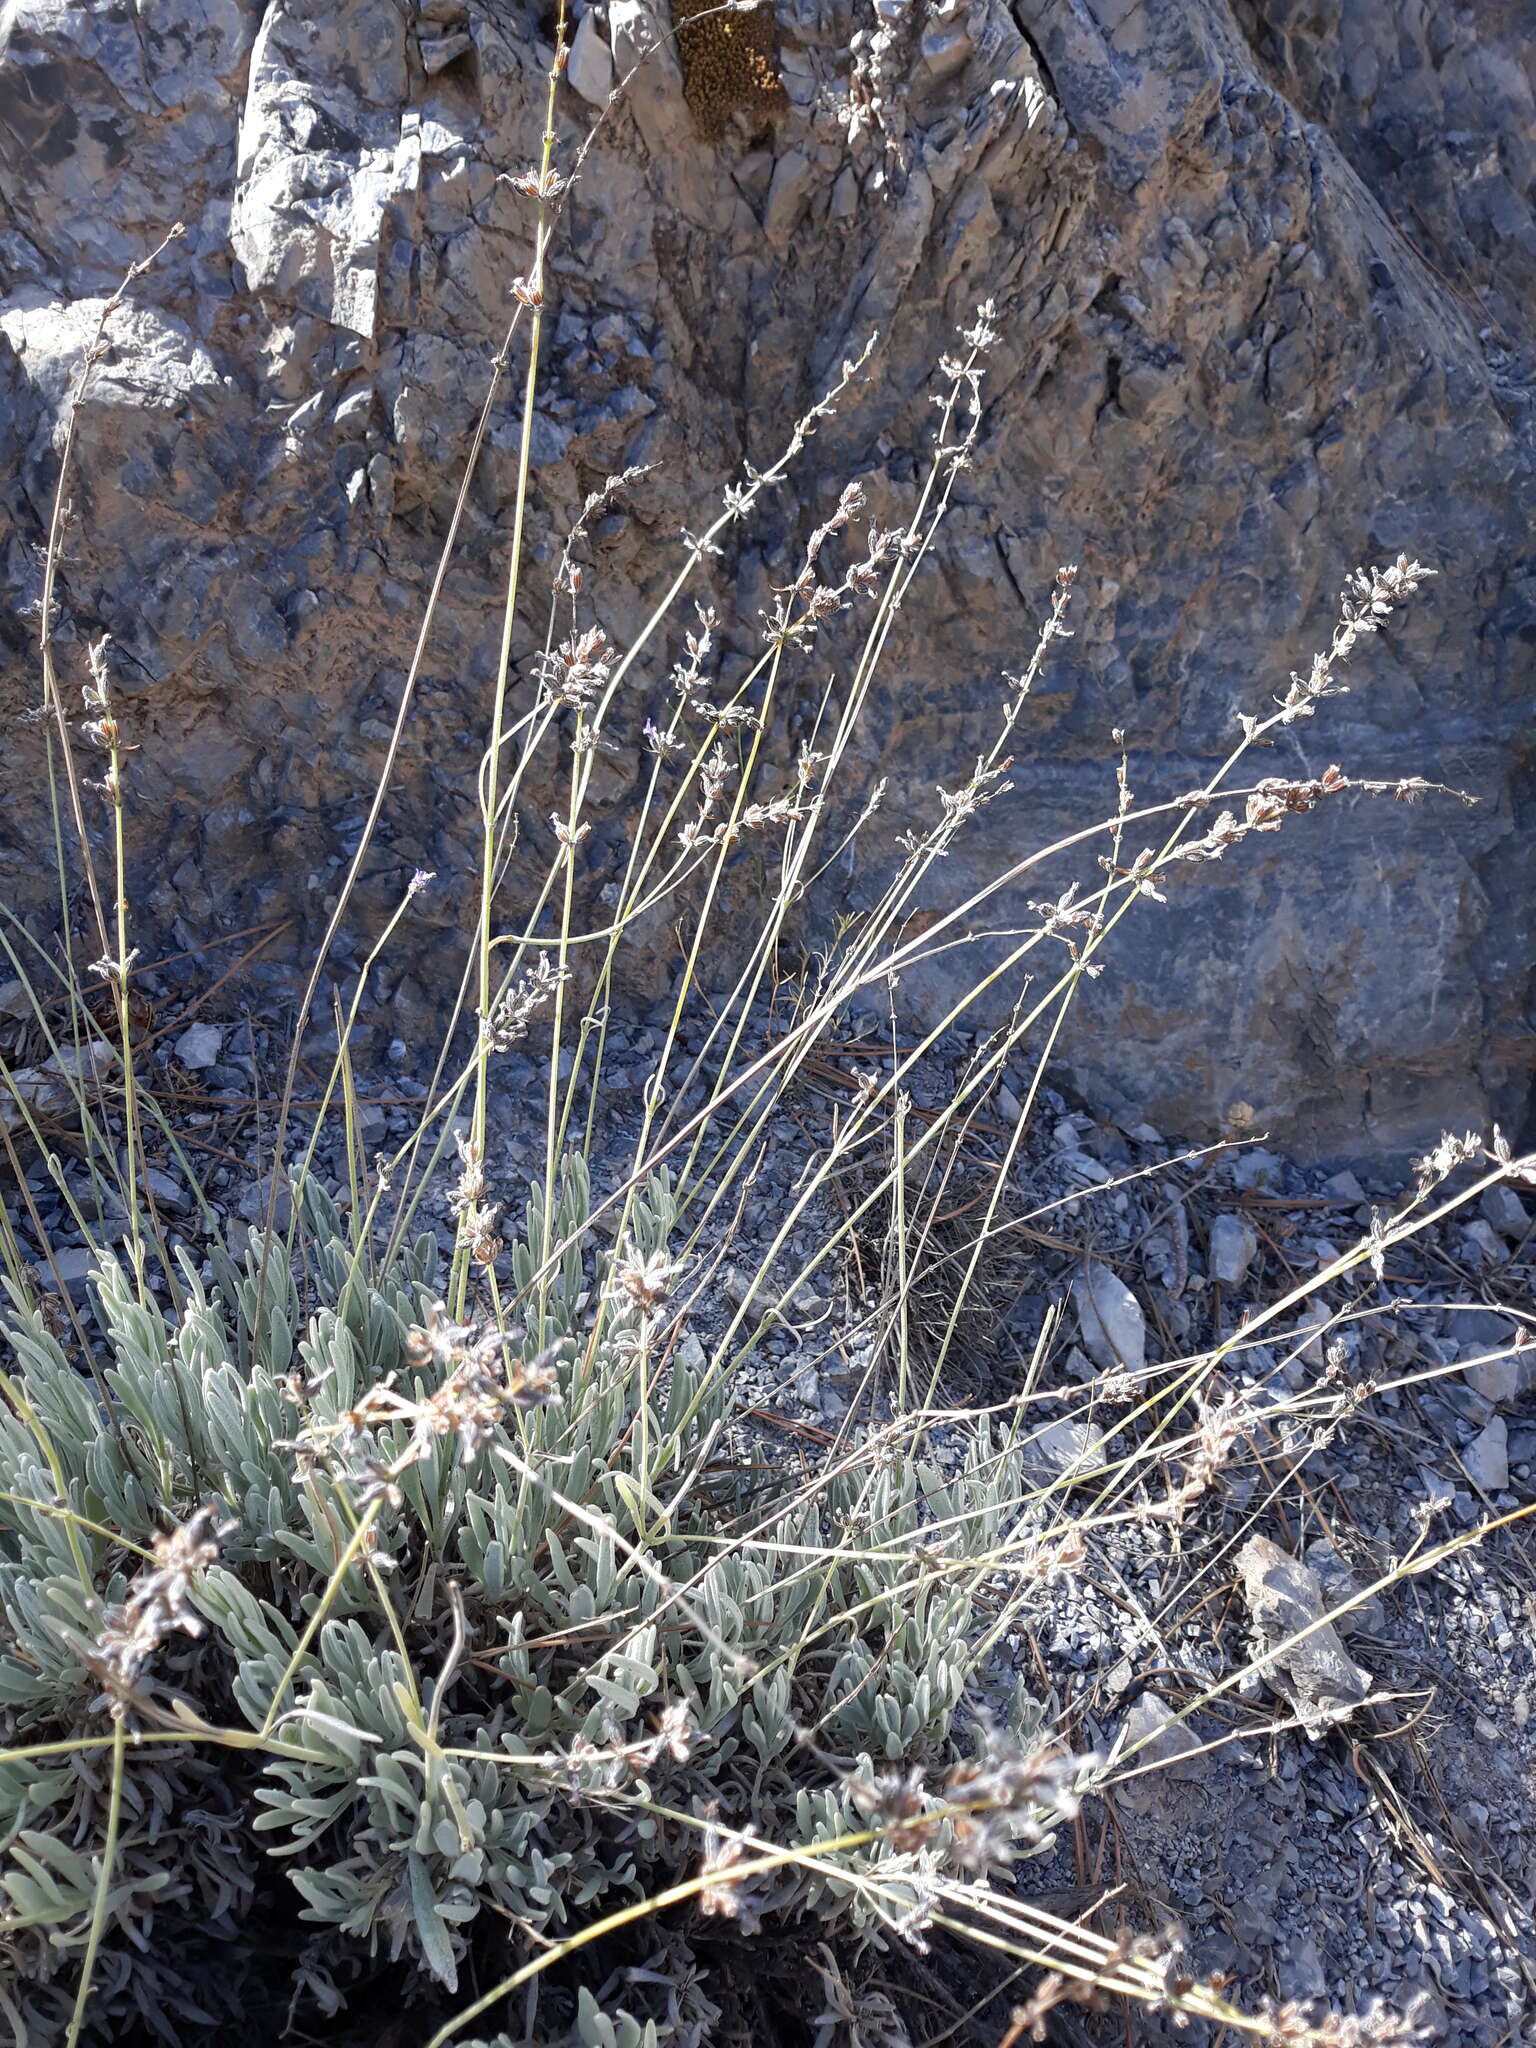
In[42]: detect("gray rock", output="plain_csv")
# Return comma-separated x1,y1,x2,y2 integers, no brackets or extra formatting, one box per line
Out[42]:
1230,1150,1284,1193
1457,1307,1521,1350
566,11,614,107
1418,1467,1457,1514
1460,1218,1507,1267
418,32,474,76
2,1042,118,1134
1208,1213,1258,1287
0,0,1531,1162
1115,1689,1205,1813
173,1022,223,1070
1322,1169,1367,1204
239,1171,294,1231
1480,1185,1531,1241
1302,1537,1385,1638
1285,1307,1332,1372
1457,1311,1532,1405
1020,1414,1105,1485
1463,1417,1509,1494
1072,1261,1146,1374
32,1246,99,1299
144,1166,190,1216
1238,1535,1373,1736
763,151,814,247
919,17,972,84
674,1329,707,1375
1059,1150,1113,1192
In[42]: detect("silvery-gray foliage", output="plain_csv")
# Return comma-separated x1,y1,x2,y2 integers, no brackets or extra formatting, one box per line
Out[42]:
0,1167,1032,2043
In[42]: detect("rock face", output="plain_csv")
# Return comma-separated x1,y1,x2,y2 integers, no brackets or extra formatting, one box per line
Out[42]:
0,0,1532,1158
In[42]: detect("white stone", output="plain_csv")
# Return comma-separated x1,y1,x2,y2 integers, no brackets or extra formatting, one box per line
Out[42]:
1463,1416,1509,1494
1238,1535,1372,1736
174,1021,223,1069
1208,1213,1258,1287
566,11,614,106
1072,1261,1145,1374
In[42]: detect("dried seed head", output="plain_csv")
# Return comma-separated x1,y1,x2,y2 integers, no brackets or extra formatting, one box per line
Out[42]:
480,951,571,1052
942,1731,1092,1873
89,1505,230,1720
611,1247,681,1313
846,1762,932,1849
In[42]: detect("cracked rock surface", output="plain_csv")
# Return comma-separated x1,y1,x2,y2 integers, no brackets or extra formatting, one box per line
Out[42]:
1,0,1533,1158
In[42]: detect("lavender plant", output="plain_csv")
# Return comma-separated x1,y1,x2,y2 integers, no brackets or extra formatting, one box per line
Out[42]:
0,1174,1083,2044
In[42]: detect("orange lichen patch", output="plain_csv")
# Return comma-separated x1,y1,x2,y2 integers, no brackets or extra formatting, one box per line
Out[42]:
670,0,789,139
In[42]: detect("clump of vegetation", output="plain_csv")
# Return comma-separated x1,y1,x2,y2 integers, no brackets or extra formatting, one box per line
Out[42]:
0,9,1516,2047
0,1167,1086,2042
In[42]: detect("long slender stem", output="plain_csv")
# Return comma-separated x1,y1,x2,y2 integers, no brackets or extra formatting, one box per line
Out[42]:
65,1717,126,2048
454,9,569,1318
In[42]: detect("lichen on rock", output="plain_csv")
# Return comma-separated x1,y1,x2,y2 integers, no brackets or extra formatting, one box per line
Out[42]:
669,0,788,139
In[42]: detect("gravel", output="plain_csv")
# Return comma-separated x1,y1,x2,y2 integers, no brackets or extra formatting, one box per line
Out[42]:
8,992,1534,2046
